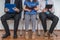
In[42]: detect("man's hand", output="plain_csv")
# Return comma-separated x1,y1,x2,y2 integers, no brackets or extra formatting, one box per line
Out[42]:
4,8,9,12
34,6,39,11
27,9,31,12
34,8,38,11
24,8,31,12
13,7,20,13
42,8,48,12
23,6,31,12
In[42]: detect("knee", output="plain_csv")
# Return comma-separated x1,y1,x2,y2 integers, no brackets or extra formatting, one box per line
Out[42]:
1,16,6,21
41,19,46,24
55,16,59,21
53,16,59,22
41,17,46,21
15,18,20,21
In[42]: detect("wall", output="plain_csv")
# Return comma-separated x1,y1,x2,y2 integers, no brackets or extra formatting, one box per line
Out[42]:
0,0,60,30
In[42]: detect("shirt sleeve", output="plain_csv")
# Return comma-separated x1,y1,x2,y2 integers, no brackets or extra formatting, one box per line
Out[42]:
36,1,39,5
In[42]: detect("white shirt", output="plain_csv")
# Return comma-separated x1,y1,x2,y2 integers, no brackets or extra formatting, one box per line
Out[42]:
30,0,33,2
37,0,55,13
10,0,15,4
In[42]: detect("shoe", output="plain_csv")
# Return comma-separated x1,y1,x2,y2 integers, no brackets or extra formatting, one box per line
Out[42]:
48,33,53,37
13,34,17,39
43,32,48,37
32,32,36,39
2,33,10,38
29,31,32,39
25,32,29,39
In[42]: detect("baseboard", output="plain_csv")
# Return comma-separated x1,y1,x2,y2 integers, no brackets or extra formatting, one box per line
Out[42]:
0,29,60,31
0,17,1,20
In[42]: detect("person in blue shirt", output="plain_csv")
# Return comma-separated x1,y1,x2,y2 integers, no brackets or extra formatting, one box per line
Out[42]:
23,0,39,39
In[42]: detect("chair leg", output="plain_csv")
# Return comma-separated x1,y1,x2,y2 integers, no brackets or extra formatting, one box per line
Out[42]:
20,30,23,36
37,19,40,36
53,27,58,37
52,32,58,37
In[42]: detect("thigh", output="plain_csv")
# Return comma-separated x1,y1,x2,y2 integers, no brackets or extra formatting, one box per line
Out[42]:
47,13,57,20
1,13,12,20
31,15,36,22
39,12,47,21
25,14,30,21
14,13,21,20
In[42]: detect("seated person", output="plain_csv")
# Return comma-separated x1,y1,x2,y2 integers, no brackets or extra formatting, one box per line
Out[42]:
1,0,22,38
39,0,59,37
23,0,39,39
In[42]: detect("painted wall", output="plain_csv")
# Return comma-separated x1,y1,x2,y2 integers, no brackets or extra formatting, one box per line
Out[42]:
0,0,60,30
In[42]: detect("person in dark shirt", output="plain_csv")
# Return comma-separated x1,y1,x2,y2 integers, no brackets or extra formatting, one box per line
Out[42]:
1,0,22,38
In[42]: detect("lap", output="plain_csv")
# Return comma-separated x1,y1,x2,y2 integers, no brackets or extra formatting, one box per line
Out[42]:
46,13,58,20
14,13,21,20
1,13,12,20
39,12,47,20
25,14,30,21
39,12,58,20
1,12,21,20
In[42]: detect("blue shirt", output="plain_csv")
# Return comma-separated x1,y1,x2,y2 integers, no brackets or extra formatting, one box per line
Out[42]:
5,4,16,12
5,0,16,13
24,1,39,15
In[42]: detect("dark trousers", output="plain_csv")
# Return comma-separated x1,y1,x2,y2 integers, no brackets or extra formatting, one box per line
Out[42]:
39,12,59,34
1,12,21,35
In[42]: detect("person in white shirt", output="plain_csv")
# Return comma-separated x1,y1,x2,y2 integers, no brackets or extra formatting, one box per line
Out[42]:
39,0,59,37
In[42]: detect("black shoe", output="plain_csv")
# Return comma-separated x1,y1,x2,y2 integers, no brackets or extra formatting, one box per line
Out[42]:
13,34,17,39
2,33,10,38
43,32,48,37
48,33,53,37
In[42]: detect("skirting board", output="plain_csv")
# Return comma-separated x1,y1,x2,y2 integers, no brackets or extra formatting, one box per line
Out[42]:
0,29,60,31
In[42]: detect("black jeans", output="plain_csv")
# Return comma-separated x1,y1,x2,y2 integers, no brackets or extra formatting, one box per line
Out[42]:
1,12,21,35
39,12,59,34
